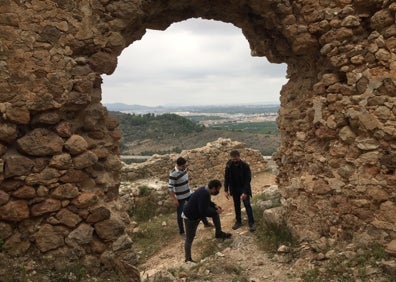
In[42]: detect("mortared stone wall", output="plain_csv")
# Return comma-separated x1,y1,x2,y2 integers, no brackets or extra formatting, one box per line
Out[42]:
0,0,395,279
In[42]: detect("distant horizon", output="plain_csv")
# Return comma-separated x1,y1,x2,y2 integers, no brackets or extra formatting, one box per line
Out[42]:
104,102,280,107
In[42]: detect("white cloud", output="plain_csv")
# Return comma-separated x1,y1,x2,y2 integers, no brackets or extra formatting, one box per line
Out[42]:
102,19,287,106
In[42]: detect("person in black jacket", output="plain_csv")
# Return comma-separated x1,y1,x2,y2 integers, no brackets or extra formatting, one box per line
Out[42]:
182,179,231,263
168,157,213,236
224,150,256,232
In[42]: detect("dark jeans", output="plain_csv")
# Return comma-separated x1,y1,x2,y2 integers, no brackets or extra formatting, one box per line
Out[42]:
184,213,222,261
177,198,210,234
177,198,188,234
232,192,254,225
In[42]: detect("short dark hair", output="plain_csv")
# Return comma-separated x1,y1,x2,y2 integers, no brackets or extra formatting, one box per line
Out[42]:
176,157,187,166
208,179,222,189
230,150,240,157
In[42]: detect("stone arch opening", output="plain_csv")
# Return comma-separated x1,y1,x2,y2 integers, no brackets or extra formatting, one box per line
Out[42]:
1,0,395,279
102,18,287,108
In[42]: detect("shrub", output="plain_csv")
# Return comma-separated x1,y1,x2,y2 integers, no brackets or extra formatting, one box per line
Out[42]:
301,268,319,282
301,244,394,281
43,263,87,282
252,202,296,252
138,185,150,196
129,196,158,222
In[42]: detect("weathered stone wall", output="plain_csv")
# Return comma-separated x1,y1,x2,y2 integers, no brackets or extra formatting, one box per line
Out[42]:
0,0,395,278
273,1,396,245
121,138,267,186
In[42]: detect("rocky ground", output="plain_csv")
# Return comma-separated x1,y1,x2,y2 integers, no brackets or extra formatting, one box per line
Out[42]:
0,160,394,281
133,164,396,282
137,171,302,282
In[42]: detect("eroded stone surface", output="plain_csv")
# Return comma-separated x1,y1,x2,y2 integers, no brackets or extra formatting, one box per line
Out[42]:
0,0,395,279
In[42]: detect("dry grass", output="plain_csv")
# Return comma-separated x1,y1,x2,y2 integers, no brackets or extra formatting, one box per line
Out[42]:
133,213,178,264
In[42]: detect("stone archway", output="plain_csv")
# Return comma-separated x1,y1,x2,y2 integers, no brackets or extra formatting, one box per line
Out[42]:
1,0,395,279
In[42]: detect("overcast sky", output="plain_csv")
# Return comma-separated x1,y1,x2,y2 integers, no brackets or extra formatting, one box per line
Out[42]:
102,19,287,107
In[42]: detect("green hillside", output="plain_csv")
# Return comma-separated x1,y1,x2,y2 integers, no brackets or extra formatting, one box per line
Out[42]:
110,111,280,156
111,112,204,139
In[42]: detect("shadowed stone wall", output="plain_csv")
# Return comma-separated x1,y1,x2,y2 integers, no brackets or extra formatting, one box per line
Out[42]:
0,0,395,278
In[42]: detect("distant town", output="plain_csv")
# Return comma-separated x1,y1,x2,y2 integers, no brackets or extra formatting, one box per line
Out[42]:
105,103,279,127
174,111,277,126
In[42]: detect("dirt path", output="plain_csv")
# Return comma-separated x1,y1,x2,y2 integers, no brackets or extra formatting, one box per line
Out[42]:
138,172,300,281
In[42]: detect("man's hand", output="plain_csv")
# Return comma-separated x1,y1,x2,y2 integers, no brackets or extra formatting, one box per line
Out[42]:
173,198,179,207
241,193,248,201
225,191,230,200
216,206,223,214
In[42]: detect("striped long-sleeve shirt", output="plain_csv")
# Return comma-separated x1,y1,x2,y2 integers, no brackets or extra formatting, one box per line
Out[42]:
168,167,191,200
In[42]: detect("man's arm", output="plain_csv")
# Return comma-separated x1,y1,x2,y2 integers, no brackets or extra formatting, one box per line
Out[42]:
224,161,231,192
242,162,252,196
224,161,231,199
168,172,179,206
198,193,217,218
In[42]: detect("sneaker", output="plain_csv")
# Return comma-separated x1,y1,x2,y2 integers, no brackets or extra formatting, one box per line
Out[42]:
215,231,232,239
204,222,214,228
249,223,256,232
232,222,242,230
185,258,197,263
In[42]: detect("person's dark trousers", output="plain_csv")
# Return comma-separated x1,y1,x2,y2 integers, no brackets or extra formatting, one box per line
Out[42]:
243,196,255,225
177,198,188,234
201,217,210,225
178,198,210,233
211,212,222,235
184,218,200,261
232,192,254,225
184,213,223,261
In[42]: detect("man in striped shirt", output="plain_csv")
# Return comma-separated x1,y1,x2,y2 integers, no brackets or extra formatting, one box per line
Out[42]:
169,157,212,236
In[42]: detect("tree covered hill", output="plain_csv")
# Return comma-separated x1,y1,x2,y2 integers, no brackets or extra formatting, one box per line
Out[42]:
110,111,280,156
111,112,204,139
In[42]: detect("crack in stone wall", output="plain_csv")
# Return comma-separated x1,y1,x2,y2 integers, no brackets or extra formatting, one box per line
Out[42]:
0,0,395,278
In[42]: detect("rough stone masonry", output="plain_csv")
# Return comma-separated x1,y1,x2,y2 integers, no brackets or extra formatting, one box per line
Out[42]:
0,0,395,278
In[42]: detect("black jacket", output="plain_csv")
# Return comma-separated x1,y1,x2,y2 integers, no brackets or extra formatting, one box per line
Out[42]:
224,160,252,196
183,186,217,220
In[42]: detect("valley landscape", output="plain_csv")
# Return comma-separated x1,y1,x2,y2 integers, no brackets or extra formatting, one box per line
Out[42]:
106,103,280,157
